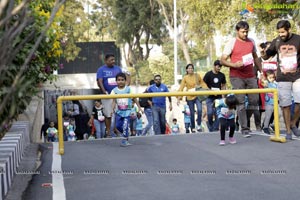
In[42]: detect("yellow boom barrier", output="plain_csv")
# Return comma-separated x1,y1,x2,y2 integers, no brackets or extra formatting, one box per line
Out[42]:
57,88,284,155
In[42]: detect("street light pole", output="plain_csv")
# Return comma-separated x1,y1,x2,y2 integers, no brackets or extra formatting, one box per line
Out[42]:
173,0,177,86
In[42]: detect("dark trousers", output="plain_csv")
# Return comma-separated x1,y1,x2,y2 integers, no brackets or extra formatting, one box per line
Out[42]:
219,118,235,140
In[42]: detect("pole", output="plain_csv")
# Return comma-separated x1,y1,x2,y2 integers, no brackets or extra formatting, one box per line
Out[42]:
173,0,177,85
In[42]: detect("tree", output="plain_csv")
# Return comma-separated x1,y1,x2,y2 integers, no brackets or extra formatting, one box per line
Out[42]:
60,0,91,62
148,53,173,85
157,0,192,64
91,0,168,83
0,0,66,139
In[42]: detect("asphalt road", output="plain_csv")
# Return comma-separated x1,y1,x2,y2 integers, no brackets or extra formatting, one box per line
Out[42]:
15,132,300,200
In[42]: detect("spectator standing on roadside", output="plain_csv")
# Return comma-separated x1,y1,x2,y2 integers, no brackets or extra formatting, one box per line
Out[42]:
140,80,155,136
40,118,49,143
148,74,172,135
96,54,130,138
203,60,227,132
177,64,207,133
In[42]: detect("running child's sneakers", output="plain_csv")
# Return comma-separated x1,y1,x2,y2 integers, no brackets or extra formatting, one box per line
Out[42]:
120,139,132,147
229,137,237,144
219,140,225,146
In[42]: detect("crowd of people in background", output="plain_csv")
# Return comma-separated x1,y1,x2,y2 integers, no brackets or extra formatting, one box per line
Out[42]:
41,19,300,146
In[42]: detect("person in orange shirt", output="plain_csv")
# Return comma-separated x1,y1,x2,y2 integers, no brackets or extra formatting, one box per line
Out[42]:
177,63,207,133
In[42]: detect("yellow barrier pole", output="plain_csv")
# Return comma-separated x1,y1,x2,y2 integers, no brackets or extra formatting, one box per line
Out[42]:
270,89,286,143
57,97,64,155
56,88,285,155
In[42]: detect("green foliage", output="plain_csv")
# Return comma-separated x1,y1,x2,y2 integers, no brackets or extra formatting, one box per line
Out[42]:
92,0,168,83
128,60,154,85
60,0,91,61
148,53,173,85
0,0,65,138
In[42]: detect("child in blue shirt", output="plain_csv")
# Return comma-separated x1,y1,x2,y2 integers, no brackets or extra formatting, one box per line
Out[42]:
262,70,277,134
46,121,58,142
129,104,138,136
135,112,143,136
67,118,76,141
171,118,180,135
111,72,142,147
182,104,191,133
215,94,238,145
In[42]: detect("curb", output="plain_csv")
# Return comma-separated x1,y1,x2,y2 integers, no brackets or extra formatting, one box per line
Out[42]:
0,121,30,200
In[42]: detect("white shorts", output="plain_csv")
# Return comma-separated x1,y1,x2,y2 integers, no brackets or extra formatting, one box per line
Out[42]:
101,98,113,117
278,78,300,107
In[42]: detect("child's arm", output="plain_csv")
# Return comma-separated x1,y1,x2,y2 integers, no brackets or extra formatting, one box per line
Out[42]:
133,97,143,114
111,99,116,117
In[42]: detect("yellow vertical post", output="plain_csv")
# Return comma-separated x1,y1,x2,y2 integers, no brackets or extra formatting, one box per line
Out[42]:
270,89,286,143
57,97,65,155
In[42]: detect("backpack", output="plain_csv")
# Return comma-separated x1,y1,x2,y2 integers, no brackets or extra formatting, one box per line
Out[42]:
139,96,149,108
139,90,150,108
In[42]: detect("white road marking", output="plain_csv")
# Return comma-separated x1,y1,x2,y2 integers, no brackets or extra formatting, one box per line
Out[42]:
52,142,66,200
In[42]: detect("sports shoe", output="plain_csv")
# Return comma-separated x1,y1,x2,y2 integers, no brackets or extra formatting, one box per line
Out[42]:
191,129,196,133
120,140,132,147
290,126,300,137
196,125,202,132
269,124,275,132
229,137,236,144
262,128,270,135
242,130,251,138
286,133,293,141
219,140,225,146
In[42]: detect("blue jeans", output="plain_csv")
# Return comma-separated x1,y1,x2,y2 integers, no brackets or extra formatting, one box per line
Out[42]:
115,114,130,138
206,97,219,132
142,108,153,135
187,98,202,130
152,105,166,135
94,119,105,139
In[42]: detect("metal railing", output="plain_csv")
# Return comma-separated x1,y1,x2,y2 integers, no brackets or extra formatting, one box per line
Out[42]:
56,88,284,155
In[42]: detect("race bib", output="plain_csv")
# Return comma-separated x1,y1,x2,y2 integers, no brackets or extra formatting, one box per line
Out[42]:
211,87,220,91
262,62,277,73
117,98,129,110
242,53,254,66
63,122,69,127
69,131,75,136
49,130,56,136
107,77,117,86
279,45,298,73
172,127,179,132
220,107,233,118
185,108,191,116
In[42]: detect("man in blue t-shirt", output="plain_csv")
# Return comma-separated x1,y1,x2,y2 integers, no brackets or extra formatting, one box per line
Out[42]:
147,74,172,134
96,54,130,137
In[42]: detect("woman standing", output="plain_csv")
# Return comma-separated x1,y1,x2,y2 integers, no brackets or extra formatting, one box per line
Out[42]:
177,64,207,133
68,100,90,140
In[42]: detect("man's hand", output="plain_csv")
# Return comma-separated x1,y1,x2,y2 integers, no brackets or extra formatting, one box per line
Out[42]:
233,61,244,68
